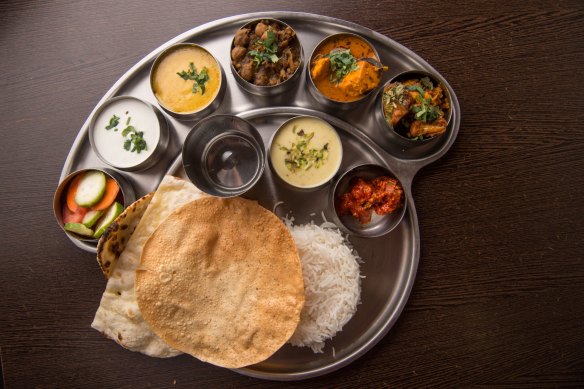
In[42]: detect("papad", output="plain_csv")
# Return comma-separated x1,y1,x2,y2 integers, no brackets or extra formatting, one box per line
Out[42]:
91,175,205,357
135,197,305,368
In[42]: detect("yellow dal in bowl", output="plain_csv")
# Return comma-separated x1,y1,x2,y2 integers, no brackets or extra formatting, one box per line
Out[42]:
152,46,221,114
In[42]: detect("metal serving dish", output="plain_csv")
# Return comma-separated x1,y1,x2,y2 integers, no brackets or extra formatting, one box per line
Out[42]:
53,168,136,242
58,12,460,380
230,18,304,96
182,114,265,197
150,43,226,120
375,69,453,151
306,32,382,110
268,115,343,191
89,96,170,171
330,163,407,238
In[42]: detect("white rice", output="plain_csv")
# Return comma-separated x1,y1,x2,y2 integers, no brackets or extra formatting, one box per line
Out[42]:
285,218,362,353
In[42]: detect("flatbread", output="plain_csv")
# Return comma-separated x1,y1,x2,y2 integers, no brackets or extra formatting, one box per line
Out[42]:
91,175,206,357
135,197,305,368
97,192,153,278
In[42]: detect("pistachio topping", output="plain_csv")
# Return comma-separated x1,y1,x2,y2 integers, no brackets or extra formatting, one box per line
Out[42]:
382,82,407,115
279,125,330,172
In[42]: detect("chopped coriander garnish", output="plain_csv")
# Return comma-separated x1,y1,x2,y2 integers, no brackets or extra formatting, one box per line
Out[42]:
407,85,427,99
177,63,210,95
105,114,120,130
410,99,441,123
248,30,279,69
407,85,441,123
103,111,148,153
121,125,136,137
122,125,147,154
325,48,359,83
279,128,329,172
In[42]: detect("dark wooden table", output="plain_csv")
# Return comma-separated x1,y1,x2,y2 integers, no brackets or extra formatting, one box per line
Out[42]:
1,1,583,387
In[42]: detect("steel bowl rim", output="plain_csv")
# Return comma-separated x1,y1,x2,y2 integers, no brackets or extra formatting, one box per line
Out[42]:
378,69,453,143
329,163,407,238
53,168,136,243
306,32,382,107
149,42,224,118
182,114,266,197
267,114,344,190
88,95,169,171
229,18,304,95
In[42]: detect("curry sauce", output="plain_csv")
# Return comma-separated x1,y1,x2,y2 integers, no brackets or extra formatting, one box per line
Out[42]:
310,35,381,102
152,46,221,114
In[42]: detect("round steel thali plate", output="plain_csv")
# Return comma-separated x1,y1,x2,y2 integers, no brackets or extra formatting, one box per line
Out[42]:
58,12,460,380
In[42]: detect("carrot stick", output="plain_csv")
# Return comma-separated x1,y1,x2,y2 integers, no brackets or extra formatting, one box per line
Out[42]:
90,178,120,211
66,173,85,213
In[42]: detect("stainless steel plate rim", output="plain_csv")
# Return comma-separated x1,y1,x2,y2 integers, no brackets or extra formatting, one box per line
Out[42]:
57,12,458,380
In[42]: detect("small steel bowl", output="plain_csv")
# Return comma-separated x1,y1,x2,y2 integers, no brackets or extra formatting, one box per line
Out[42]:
330,164,406,238
182,114,266,197
375,70,453,148
268,115,343,191
307,32,382,111
89,96,170,172
230,18,304,96
150,43,225,120
53,168,136,245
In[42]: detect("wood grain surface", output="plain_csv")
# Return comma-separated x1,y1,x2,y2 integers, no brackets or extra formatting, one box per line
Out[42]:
1,0,583,387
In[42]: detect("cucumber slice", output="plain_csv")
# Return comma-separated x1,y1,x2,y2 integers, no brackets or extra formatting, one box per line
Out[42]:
64,222,95,238
74,171,106,207
82,209,104,228
93,201,124,239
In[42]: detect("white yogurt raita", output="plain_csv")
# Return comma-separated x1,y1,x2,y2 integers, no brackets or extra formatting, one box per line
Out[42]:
92,98,160,169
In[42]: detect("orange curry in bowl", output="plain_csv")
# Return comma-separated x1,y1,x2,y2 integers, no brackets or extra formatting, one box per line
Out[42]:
310,34,382,102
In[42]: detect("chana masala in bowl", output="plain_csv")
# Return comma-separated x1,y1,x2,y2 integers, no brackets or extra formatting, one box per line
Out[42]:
230,18,303,95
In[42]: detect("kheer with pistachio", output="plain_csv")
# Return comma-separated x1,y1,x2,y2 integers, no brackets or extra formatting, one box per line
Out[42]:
270,116,342,189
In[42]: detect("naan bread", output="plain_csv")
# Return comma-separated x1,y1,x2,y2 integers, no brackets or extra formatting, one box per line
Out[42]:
92,176,205,357
97,192,153,278
135,197,305,368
